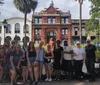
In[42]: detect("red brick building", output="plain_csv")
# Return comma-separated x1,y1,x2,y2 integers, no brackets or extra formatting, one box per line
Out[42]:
32,2,95,44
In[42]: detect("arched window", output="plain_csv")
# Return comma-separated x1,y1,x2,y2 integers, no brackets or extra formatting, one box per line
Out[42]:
0,26,2,33
15,23,20,33
23,24,29,33
6,24,11,33
26,24,29,33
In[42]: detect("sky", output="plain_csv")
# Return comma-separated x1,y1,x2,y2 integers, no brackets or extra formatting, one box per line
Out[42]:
0,0,91,20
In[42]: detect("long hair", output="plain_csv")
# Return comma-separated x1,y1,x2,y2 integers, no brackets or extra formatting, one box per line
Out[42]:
14,44,21,54
28,41,35,51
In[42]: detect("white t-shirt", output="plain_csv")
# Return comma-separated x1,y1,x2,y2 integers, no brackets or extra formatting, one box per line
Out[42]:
73,47,86,60
63,45,73,60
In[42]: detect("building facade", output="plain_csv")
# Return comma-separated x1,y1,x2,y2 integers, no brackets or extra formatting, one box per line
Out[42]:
0,17,31,45
32,3,96,44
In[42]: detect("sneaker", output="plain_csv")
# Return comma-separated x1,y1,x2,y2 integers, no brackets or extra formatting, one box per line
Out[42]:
89,79,95,82
45,78,49,81
48,78,52,82
29,81,33,85
35,82,38,85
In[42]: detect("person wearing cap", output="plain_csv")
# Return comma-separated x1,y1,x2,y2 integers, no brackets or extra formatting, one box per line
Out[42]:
73,41,86,80
85,40,98,82
53,40,63,81
62,40,73,80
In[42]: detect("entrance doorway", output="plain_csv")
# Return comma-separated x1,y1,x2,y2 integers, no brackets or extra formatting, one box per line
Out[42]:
47,31,56,43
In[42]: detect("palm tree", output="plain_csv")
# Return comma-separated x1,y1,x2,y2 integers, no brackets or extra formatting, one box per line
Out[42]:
13,0,38,37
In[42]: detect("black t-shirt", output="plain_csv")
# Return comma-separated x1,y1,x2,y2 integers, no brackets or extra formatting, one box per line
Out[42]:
44,52,52,63
53,46,63,62
28,50,36,57
85,44,96,59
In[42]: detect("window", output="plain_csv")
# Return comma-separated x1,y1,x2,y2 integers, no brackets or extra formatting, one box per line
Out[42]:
52,18,56,24
82,28,85,36
61,17,69,24
50,31,54,36
34,18,38,24
34,18,42,24
61,18,64,24
65,18,68,24
62,28,68,35
74,27,78,36
6,24,11,33
15,23,20,33
48,31,55,36
0,26,2,33
48,18,51,24
48,17,56,24
35,28,41,35
24,24,29,33
39,18,42,24
26,24,29,33
35,39,41,44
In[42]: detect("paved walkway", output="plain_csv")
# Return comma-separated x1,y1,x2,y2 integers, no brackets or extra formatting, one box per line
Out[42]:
0,79,100,85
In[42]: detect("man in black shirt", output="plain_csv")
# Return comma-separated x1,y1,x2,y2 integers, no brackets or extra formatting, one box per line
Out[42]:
85,40,98,82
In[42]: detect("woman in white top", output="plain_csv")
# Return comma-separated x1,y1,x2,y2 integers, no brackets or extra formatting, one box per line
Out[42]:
73,41,86,80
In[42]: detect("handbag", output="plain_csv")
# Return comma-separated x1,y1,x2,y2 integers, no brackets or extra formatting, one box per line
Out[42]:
82,63,88,74
95,63,100,68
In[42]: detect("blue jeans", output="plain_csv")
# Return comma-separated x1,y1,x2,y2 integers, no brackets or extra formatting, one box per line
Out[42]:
29,57,36,65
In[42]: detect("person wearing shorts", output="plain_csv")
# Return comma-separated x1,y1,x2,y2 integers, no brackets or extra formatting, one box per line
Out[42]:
37,42,45,80
9,44,23,85
44,45,54,82
26,41,38,85
21,39,28,83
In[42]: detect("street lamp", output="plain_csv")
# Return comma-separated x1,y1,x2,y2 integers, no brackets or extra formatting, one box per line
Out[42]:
2,19,8,44
75,0,84,43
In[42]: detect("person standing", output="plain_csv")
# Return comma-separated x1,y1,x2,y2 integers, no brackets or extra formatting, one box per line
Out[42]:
62,40,73,80
73,41,86,80
0,45,4,82
44,45,54,82
37,42,45,81
49,38,55,52
26,41,38,85
37,42,45,80
53,40,63,81
85,40,98,82
21,40,28,83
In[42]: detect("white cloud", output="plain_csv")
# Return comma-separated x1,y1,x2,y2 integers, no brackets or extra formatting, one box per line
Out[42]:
0,0,91,20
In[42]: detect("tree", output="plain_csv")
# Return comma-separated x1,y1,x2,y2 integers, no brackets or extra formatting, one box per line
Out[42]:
13,0,38,37
0,0,4,14
86,0,100,42
0,0,4,5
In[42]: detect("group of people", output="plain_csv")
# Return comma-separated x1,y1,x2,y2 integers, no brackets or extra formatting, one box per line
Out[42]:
0,38,98,85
